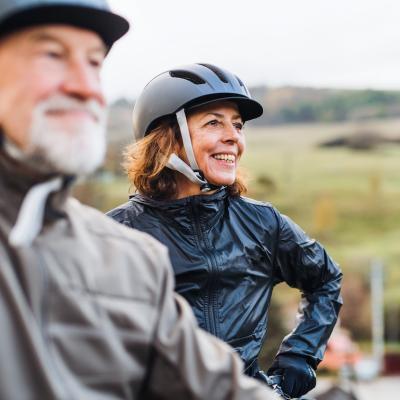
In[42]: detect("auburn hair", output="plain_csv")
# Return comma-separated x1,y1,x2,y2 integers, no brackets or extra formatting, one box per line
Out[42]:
123,116,247,200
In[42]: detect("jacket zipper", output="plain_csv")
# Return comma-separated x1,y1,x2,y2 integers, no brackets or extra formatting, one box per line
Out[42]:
190,198,220,338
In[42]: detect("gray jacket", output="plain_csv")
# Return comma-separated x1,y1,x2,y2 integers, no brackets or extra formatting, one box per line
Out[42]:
0,149,275,400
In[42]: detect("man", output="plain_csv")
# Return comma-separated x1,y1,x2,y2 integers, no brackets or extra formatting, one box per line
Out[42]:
0,1,277,399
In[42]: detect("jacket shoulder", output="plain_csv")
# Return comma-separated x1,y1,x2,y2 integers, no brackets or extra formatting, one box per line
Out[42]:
62,198,173,300
238,196,273,208
68,198,140,238
66,199,168,269
236,197,310,239
106,199,144,227
234,196,278,217
227,196,281,233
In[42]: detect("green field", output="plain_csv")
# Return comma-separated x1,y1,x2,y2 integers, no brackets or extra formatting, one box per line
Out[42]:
76,117,400,346
81,118,400,303
242,119,400,355
242,120,400,315
243,120,400,263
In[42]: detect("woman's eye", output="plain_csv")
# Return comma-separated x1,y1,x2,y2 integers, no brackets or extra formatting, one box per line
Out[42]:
206,119,220,127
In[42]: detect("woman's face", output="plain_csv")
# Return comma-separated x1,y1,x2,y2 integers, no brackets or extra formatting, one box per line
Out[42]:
186,101,245,188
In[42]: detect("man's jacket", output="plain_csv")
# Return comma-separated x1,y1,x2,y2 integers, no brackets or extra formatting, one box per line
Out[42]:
0,149,275,400
108,189,343,374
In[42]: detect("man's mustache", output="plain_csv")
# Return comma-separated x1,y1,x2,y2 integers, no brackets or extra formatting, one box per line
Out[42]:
35,95,106,123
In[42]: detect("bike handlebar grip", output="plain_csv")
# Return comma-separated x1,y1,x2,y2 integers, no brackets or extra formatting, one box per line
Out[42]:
265,374,283,386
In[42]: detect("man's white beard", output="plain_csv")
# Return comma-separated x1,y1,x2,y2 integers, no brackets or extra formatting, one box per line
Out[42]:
25,95,107,175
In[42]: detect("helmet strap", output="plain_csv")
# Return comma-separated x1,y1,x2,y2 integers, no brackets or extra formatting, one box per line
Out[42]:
166,153,206,186
166,154,218,192
166,110,223,193
176,109,200,170
169,110,210,192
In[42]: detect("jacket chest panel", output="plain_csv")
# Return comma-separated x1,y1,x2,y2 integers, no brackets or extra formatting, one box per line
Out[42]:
8,225,157,397
162,221,275,285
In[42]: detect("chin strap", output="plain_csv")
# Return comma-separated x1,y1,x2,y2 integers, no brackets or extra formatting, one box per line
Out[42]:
166,153,213,192
175,109,200,171
165,109,220,193
166,153,204,186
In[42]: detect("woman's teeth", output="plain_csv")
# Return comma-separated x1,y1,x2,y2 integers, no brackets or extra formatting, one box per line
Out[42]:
213,154,235,163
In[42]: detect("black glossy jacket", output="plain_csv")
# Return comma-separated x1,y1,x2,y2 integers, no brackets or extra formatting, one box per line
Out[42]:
108,189,342,375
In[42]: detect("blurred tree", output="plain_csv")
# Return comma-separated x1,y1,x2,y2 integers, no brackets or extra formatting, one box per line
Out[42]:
104,142,126,176
73,180,105,210
313,193,336,237
385,305,400,343
258,297,287,369
340,272,371,341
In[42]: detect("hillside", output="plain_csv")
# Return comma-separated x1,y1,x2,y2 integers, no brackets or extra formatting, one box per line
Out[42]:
251,86,400,125
107,86,400,143
76,116,400,351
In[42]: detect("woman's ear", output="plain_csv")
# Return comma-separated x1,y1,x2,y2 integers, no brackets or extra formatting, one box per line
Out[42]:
175,143,191,165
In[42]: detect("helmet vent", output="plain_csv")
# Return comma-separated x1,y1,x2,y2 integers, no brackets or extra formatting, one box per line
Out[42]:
235,75,249,94
169,70,206,84
198,63,229,83
235,75,244,87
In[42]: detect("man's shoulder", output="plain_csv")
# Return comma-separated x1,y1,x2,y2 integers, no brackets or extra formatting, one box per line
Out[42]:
67,198,141,238
64,198,171,295
65,198,168,262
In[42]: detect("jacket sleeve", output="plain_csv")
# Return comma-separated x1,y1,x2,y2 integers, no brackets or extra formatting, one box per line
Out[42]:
144,249,277,400
272,210,343,368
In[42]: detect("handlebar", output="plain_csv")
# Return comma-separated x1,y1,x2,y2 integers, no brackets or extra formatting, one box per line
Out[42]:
263,374,314,400
264,375,291,399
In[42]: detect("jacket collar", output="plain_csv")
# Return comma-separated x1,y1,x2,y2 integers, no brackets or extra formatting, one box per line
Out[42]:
129,187,229,229
130,186,228,209
0,134,73,229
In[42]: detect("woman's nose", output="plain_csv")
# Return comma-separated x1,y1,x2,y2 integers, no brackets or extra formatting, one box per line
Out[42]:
222,123,241,143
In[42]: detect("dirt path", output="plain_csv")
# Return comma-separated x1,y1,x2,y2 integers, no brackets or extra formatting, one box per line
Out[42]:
310,377,400,399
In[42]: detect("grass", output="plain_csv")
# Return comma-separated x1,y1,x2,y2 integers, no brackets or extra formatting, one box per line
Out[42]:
76,117,400,345
241,120,400,283
80,118,400,303
240,119,400,348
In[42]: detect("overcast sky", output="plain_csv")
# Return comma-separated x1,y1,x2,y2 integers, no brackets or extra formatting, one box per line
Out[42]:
102,0,400,101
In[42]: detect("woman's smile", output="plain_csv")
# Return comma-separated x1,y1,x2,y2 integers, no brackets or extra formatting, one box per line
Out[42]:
186,101,245,188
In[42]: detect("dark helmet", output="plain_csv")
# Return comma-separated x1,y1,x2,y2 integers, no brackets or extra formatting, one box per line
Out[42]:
132,63,263,192
132,63,263,141
0,0,129,48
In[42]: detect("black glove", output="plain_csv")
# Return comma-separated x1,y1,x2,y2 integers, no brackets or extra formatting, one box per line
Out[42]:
267,354,316,398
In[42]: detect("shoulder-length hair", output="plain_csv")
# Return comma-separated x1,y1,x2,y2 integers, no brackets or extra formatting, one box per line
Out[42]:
123,116,247,200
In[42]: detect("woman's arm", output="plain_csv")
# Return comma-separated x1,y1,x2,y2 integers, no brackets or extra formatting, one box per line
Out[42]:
273,211,343,365
267,210,342,398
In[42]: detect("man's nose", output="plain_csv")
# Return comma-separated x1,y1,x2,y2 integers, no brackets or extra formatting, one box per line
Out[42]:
61,59,105,105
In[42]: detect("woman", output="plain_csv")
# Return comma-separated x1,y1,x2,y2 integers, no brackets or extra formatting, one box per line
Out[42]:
108,63,342,399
